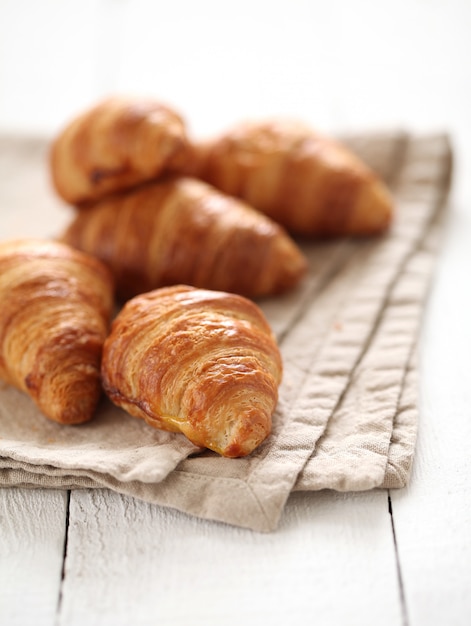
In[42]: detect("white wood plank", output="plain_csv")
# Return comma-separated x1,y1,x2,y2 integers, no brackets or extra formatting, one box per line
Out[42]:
0,488,68,626
390,202,471,626
58,488,402,626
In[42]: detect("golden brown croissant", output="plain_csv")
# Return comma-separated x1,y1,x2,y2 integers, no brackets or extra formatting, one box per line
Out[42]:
50,96,190,205
186,119,394,236
60,176,307,300
0,239,114,424
101,285,282,457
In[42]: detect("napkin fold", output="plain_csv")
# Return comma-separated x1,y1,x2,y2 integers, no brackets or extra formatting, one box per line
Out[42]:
0,130,452,531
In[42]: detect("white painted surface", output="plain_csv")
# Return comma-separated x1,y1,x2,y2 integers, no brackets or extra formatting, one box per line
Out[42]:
58,489,401,626
0,489,68,626
1,0,470,624
390,201,471,626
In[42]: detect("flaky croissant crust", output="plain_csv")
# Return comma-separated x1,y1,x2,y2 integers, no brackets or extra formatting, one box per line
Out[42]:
0,239,114,424
187,118,394,236
50,96,190,205
61,176,307,300
101,285,283,457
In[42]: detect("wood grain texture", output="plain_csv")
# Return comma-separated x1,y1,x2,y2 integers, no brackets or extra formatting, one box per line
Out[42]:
57,489,402,626
0,489,67,626
390,204,471,626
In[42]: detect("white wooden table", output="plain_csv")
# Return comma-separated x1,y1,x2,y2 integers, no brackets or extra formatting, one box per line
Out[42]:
1,1,470,624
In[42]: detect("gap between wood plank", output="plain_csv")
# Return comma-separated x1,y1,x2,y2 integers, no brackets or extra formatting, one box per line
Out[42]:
388,491,410,626
55,489,71,624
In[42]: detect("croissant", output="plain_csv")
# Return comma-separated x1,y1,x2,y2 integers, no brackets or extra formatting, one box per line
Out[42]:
101,285,282,457
186,119,394,236
60,176,307,300
0,239,114,424
50,96,190,205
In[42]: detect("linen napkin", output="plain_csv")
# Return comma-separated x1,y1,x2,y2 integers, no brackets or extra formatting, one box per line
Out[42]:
0,130,452,531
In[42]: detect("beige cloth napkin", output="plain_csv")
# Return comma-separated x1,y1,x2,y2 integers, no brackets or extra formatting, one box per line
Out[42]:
0,130,452,531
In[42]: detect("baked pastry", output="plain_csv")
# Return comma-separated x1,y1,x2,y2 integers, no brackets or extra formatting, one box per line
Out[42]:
186,118,394,236
50,96,190,205
60,176,307,300
0,239,114,424
101,285,282,457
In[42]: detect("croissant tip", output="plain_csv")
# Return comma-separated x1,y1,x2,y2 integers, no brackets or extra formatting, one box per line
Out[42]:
266,235,309,295
205,402,273,458
351,179,395,236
